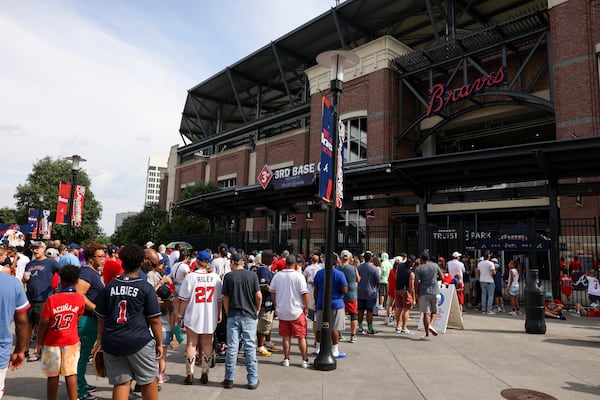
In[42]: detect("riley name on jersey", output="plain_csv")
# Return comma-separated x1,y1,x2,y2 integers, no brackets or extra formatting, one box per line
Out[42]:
194,274,217,283
110,285,140,297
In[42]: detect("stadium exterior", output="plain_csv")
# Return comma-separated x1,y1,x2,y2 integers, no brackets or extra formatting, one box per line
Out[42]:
160,0,600,297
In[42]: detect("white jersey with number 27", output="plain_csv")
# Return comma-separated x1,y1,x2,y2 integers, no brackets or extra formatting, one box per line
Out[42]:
179,270,223,334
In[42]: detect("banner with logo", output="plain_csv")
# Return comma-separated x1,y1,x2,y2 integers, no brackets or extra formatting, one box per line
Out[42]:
27,208,39,238
0,224,26,247
336,119,345,208
319,96,333,202
73,185,85,227
56,181,70,225
39,210,51,239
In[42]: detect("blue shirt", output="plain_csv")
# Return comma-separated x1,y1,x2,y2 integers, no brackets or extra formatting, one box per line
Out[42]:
336,264,357,301
25,257,60,302
357,262,380,300
255,265,273,310
95,276,161,356
79,266,105,317
0,273,30,368
313,267,348,311
59,253,80,268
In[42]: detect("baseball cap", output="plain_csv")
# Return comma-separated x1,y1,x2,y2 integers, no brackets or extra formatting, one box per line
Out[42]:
545,292,553,299
340,249,352,260
407,254,416,261
45,248,59,258
145,241,155,248
420,250,430,260
438,257,445,263
452,251,461,258
30,240,46,248
159,256,169,265
491,258,498,263
248,255,255,262
67,243,80,251
231,253,243,263
156,284,172,300
196,251,211,263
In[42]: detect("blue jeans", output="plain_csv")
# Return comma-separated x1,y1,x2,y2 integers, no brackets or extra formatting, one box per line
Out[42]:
225,314,258,385
480,282,494,312
77,315,98,397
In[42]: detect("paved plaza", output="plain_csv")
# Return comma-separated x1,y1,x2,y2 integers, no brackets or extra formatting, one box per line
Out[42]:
4,310,599,400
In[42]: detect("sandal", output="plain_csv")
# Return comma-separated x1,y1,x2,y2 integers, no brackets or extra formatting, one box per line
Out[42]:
27,352,40,362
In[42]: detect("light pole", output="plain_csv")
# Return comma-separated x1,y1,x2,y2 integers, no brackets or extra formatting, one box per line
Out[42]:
65,155,85,244
313,50,358,371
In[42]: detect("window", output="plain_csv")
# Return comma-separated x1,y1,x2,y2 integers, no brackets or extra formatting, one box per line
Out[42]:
218,177,236,188
342,117,367,163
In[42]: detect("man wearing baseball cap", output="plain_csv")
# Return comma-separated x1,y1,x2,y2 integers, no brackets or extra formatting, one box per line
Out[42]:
447,251,465,282
59,243,81,268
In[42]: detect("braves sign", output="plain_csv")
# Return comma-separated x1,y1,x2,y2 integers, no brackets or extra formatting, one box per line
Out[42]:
426,65,507,117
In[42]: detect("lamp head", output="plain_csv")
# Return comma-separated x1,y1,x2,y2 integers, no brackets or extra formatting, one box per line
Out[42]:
66,154,86,171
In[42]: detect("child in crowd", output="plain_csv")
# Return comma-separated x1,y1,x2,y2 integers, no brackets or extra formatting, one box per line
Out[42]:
157,285,177,383
559,269,573,305
453,274,464,313
36,266,85,400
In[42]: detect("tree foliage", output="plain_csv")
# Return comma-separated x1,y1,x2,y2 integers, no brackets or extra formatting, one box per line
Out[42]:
111,182,218,245
14,156,103,243
0,207,17,224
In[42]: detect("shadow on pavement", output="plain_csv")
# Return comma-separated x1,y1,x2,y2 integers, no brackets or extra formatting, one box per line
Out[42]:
542,338,600,348
562,381,600,396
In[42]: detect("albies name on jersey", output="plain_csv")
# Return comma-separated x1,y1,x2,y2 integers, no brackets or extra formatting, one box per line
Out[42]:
110,285,140,297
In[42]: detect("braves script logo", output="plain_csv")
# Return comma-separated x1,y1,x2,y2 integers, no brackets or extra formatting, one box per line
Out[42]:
426,66,506,117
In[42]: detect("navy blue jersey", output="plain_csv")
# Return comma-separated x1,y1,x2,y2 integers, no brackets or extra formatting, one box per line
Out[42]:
95,276,161,355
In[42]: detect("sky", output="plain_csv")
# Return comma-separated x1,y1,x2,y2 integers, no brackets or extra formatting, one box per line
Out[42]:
0,0,335,235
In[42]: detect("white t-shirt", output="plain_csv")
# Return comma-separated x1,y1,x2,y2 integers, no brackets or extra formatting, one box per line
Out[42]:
303,263,323,310
270,269,309,321
477,260,495,283
171,262,190,284
509,268,519,289
14,254,30,281
447,259,465,281
586,276,600,296
179,270,223,334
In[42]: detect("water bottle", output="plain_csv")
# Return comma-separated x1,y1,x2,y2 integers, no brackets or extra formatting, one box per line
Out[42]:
524,269,546,334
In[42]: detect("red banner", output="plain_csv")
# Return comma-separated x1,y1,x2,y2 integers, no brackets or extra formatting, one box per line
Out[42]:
56,181,70,225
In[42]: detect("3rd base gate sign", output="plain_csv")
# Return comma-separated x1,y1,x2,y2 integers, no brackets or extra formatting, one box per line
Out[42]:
257,164,273,189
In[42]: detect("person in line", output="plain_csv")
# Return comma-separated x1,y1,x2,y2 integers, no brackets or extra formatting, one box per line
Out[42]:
254,249,280,356
506,260,521,315
395,255,416,334
36,265,85,400
378,252,393,315
94,244,163,400
414,251,443,341
477,252,496,315
222,253,261,390
269,254,310,368
178,251,222,385
356,251,379,335
335,250,360,342
75,242,106,400
302,254,322,346
23,240,60,362
492,258,505,312
313,254,348,358
0,259,30,399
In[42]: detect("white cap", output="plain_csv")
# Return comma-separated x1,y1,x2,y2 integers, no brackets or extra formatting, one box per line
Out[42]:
452,251,461,258
491,258,499,263
145,241,155,248
248,255,255,262
340,249,353,260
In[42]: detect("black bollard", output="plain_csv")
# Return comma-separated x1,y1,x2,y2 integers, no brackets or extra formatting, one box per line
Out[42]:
525,269,546,334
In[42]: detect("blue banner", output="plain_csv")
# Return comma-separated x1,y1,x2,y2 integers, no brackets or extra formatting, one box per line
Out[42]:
27,208,38,238
319,96,333,202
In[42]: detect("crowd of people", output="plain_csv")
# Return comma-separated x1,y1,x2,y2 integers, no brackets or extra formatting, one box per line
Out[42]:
1,239,600,400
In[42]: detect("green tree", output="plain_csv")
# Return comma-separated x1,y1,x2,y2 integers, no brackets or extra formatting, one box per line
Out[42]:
14,156,103,244
0,207,17,224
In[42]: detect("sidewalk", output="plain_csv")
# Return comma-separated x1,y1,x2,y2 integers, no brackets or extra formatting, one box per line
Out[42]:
4,310,600,400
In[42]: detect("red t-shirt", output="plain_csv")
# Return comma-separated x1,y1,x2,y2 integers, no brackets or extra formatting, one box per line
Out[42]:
570,260,582,272
456,280,464,305
102,258,123,285
559,275,573,296
40,292,85,346
442,272,453,285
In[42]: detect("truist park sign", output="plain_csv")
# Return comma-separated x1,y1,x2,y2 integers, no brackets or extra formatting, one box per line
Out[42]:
426,66,506,117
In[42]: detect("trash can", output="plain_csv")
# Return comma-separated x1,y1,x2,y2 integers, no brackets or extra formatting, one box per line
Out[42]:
525,269,546,334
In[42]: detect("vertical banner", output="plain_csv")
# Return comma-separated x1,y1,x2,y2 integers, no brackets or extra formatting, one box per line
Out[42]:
56,181,70,225
73,185,85,227
336,118,345,209
319,96,333,202
39,210,51,238
27,208,38,238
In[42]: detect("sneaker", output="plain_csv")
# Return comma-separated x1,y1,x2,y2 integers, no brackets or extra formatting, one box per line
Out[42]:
400,329,413,335
366,329,376,335
86,385,97,392
301,359,312,369
78,394,97,400
184,374,194,385
420,336,431,341
265,343,281,351
395,328,403,334
357,328,364,334
338,332,344,340
334,352,346,359
223,379,234,389
388,316,394,324
257,347,272,356
516,310,522,315
428,326,438,336
247,380,261,390
559,315,567,320
508,311,516,316
281,359,290,367
486,310,495,315
350,334,357,343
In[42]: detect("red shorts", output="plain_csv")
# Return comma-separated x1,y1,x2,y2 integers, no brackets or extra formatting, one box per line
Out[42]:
279,314,308,338
395,290,414,310
344,300,357,315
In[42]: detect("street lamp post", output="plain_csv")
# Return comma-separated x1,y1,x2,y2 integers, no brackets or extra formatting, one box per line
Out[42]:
65,155,85,244
37,193,44,239
313,50,358,371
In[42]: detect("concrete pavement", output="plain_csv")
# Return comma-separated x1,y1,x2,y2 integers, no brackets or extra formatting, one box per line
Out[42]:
4,310,600,400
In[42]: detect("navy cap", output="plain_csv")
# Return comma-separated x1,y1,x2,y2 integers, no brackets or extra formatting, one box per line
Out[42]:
420,250,430,260
231,253,243,263
196,251,211,263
